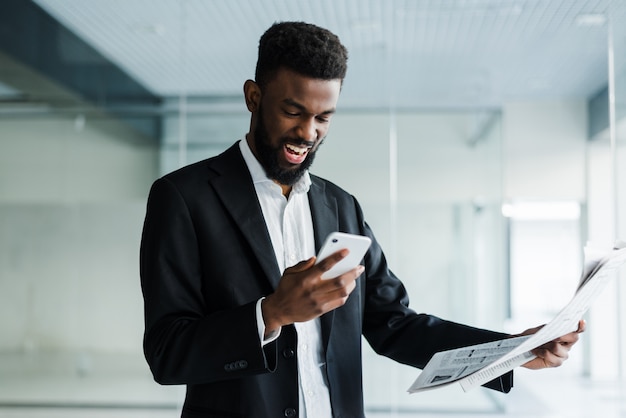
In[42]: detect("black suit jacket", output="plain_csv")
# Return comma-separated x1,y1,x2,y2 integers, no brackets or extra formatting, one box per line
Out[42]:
140,141,513,418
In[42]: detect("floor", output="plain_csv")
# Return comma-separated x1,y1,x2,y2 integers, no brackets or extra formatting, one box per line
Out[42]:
0,352,625,418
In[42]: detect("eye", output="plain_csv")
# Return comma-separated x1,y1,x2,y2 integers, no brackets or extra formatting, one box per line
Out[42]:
283,109,300,117
316,115,331,123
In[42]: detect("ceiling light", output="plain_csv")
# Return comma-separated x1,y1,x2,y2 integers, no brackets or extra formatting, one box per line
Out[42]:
575,13,606,27
502,201,581,220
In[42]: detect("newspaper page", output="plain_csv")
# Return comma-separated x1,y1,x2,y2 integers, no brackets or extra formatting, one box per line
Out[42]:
408,241,626,394
407,335,533,392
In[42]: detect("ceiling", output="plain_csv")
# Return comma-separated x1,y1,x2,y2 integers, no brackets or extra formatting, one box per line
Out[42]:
13,0,626,111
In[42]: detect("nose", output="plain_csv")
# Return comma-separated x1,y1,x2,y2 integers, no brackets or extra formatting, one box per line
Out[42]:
296,117,318,142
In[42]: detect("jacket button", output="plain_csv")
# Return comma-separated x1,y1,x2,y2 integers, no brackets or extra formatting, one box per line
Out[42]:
284,408,296,417
282,348,295,359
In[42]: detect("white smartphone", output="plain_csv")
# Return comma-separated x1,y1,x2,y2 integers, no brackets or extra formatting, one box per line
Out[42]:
315,232,372,279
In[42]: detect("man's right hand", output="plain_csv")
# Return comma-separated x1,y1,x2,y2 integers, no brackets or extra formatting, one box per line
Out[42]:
261,249,364,337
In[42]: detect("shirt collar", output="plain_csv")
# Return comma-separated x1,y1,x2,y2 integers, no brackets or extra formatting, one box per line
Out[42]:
239,138,311,194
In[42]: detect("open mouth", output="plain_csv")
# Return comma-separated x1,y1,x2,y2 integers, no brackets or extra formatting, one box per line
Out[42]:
284,142,312,164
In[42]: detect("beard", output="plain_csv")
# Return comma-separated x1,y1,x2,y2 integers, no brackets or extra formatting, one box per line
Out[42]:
253,107,323,186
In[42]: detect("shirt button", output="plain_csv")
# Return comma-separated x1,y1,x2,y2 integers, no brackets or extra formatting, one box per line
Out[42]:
284,408,296,417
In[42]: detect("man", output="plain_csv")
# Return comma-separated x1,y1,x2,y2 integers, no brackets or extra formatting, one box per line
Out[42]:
140,21,584,418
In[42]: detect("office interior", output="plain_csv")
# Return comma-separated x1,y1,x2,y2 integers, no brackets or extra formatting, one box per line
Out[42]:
0,0,625,417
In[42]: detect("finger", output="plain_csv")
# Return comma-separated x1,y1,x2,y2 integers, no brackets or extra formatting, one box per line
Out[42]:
328,275,358,298
543,321,585,349
556,332,580,346
542,346,569,367
314,249,349,273
320,276,358,311
284,256,316,274
550,339,573,356
317,265,363,293
332,265,365,285
533,346,567,368
518,324,544,337
556,323,585,345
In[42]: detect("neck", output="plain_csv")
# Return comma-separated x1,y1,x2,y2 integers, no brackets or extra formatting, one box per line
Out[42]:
276,181,292,198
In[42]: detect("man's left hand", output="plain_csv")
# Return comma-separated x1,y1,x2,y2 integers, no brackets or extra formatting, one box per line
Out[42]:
519,319,586,370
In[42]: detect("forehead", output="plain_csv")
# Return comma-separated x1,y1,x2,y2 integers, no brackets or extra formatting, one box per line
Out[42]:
262,68,341,112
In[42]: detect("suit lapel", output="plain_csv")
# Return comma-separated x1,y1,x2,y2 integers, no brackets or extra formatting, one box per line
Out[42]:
308,177,339,253
308,177,339,351
208,143,282,289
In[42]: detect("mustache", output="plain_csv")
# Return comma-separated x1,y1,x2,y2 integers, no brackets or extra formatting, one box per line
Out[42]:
283,138,317,148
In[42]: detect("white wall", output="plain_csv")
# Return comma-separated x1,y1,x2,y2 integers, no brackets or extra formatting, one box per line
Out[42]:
502,101,587,201
0,114,159,354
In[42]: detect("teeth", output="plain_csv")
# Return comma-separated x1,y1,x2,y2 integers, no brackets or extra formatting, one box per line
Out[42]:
285,143,308,155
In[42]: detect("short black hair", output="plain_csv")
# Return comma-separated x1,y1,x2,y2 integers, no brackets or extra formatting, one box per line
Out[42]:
255,21,348,88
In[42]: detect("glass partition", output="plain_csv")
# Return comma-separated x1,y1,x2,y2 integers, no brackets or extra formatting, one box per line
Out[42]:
0,70,176,407
0,4,179,409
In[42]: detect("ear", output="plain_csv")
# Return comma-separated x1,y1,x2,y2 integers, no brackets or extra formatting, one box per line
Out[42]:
243,79,261,112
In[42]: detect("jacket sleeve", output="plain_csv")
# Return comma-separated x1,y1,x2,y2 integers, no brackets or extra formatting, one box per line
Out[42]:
350,197,514,393
140,177,277,385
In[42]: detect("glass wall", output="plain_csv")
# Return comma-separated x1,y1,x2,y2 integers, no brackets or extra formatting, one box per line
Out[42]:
0,2,178,408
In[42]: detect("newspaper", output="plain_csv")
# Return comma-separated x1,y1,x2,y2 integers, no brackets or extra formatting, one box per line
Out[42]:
408,241,626,394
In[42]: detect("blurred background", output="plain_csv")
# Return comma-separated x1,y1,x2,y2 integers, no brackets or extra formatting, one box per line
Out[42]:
0,1,625,417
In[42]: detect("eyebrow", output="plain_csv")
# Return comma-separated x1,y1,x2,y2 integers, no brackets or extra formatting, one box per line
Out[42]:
283,98,336,116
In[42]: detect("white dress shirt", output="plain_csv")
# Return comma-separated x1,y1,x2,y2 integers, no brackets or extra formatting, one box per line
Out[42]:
239,139,332,418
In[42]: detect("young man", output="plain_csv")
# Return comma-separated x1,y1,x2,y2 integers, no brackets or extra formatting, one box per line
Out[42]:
140,21,583,418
